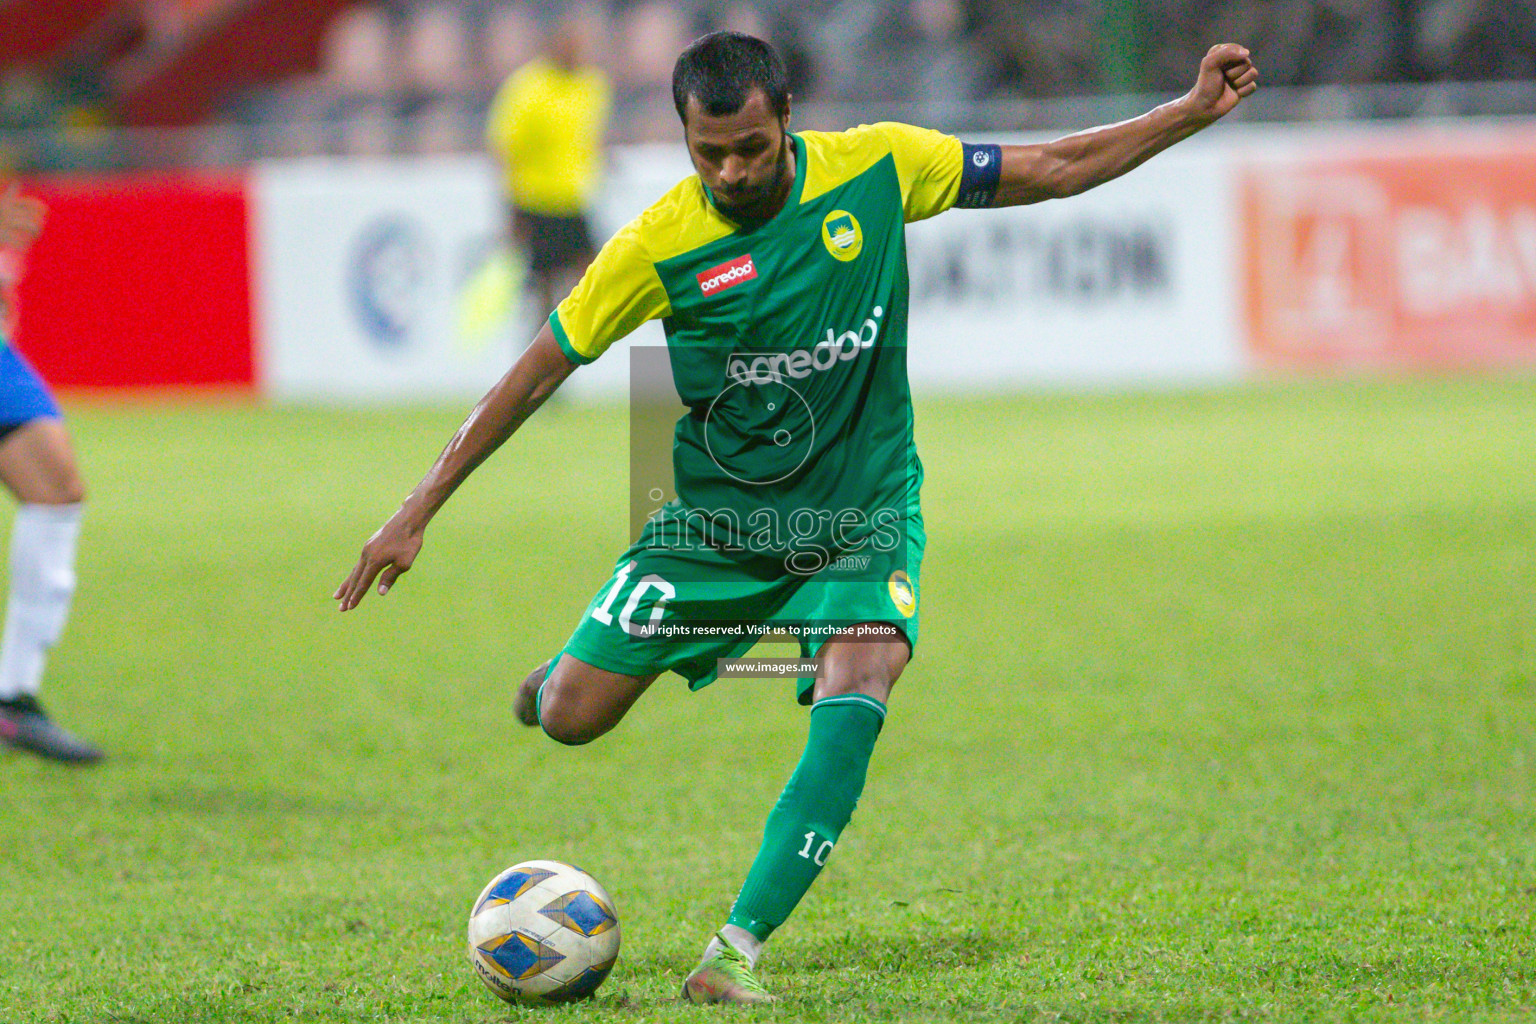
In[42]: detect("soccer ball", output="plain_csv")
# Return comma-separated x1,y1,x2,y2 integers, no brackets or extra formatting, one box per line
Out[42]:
466,859,621,1004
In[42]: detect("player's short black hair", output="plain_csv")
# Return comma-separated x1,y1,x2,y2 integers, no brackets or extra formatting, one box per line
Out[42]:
672,31,790,124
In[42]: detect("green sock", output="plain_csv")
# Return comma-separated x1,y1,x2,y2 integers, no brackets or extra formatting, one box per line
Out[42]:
726,694,887,942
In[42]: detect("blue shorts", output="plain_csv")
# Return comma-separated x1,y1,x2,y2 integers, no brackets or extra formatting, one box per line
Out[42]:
0,345,60,434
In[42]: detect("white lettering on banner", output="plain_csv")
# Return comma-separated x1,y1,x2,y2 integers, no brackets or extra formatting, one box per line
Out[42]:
1396,205,1536,314
1251,172,1392,350
904,152,1237,388
909,220,1172,307
1247,156,1536,368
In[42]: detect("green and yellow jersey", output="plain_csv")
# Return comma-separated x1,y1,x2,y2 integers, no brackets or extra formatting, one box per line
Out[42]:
551,123,971,568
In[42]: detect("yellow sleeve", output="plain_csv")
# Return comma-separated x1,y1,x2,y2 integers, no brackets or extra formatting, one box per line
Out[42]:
550,220,671,364
869,122,964,223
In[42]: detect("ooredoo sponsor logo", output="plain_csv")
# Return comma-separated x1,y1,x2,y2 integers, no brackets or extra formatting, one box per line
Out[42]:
726,305,885,386
697,253,757,295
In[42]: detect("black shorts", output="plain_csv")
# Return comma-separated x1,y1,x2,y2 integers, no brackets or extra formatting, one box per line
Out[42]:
516,209,595,274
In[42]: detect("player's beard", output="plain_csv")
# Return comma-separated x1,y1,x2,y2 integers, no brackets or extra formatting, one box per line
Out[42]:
716,130,792,222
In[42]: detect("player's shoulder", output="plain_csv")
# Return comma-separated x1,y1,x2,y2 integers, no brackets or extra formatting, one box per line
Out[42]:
512,57,553,83
800,124,889,165
607,176,735,266
576,64,611,95
800,123,958,200
802,122,954,159
489,59,544,109
499,57,564,99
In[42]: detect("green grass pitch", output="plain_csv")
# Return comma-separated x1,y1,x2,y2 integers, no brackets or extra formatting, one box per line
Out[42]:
2,377,1533,1023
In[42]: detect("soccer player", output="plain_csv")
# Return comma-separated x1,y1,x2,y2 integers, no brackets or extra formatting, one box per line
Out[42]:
338,33,1257,1002
0,184,100,765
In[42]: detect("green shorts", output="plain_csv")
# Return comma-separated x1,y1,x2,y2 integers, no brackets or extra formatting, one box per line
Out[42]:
560,507,925,705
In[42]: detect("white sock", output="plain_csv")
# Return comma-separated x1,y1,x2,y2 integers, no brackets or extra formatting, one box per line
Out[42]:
703,924,764,969
0,503,82,701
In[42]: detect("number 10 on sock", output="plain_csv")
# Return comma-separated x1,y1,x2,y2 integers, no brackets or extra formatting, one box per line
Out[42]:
798,831,834,866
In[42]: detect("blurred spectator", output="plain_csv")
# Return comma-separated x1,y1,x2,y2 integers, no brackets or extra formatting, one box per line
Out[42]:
402,5,474,95
10,0,1536,165
485,14,610,331
909,0,991,104
971,0,1095,96
1144,0,1406,91
832,0,995,107
702,2,818,102
1416,0,1536,81
322,5,398,97
483,4,541,80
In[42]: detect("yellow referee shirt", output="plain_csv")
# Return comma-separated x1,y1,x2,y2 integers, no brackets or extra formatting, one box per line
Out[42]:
485,57,610,217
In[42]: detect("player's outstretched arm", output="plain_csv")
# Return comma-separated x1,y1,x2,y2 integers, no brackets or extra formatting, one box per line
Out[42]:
334,323,578,611
991,43,1258,207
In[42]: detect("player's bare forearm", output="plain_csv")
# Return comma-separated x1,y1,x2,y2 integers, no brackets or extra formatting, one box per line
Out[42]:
406,324,576,520
991,43,1258,207
334,323,577,611
992,100,1199,205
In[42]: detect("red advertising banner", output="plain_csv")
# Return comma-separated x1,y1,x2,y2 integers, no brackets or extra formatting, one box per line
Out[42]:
13,173,254,388
1242,135,1536,370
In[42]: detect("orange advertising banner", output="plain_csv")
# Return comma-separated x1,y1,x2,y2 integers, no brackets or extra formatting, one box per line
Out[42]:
1243,135,1536,370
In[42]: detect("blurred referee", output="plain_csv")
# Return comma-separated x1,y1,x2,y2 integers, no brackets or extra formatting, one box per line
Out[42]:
485,17,611,337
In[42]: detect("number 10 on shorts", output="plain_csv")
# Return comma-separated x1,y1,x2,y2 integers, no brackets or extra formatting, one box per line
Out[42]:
591,560,676,637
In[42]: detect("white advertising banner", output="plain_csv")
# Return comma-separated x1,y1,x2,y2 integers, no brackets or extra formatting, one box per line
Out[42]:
251,149,696,402
252,156,514,401
591,142,1243,395
251,141,1242,401
905,147,1240,390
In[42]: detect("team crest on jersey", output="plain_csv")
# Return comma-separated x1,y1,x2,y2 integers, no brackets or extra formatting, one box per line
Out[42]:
821,210,863,262
888,570,916,618
697,253,757,296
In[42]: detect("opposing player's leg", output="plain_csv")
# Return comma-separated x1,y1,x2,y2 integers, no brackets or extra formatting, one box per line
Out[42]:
513,652,658,745
0,417,85,505
0,415,100,764
683,625,909,1004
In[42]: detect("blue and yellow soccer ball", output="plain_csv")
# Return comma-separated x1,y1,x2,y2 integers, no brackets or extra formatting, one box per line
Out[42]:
466,859,621,1004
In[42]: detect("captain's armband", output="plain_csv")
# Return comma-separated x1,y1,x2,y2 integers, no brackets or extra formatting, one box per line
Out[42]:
955,143,1003,209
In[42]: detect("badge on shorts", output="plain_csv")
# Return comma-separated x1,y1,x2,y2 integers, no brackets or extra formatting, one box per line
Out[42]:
888,570,916,618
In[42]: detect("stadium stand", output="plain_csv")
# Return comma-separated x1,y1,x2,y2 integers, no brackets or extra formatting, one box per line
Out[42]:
0,0,1535,168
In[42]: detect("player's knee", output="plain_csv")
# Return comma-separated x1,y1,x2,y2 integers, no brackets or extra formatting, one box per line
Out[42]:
48,475,85,505
542,725,594,747
536,685,610,747
816,627,909,699
816,672,896,704
62,469,85,504
539,712,602,747
815,654,905,703
8,468,84,506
